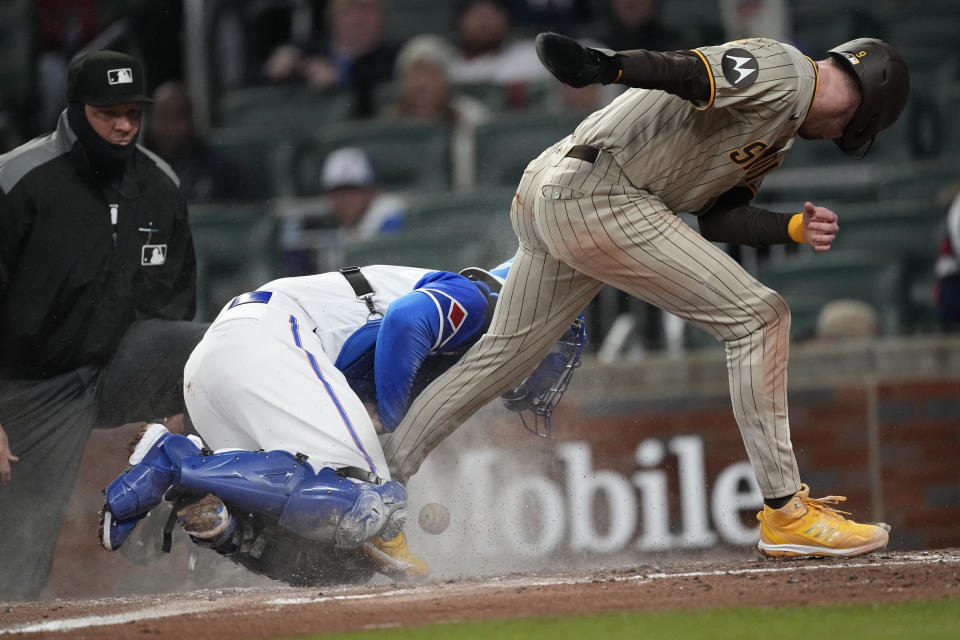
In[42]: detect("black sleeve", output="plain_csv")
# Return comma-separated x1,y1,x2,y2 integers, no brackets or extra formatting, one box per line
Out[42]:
697,187,795,248
0,184,30,299
613,50,711,103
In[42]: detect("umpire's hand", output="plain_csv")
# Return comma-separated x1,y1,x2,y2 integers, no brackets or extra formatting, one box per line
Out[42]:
535,32,621,87
0,422,19,483
803,202,839,252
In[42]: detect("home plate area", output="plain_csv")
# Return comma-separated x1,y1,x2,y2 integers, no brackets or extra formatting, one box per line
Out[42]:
2,549,959,639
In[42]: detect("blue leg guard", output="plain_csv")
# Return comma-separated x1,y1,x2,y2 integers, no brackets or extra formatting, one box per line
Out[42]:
103,424,202,521
177,450,408,549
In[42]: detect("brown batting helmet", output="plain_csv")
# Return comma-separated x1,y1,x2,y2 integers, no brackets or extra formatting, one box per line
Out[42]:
828,38,910,159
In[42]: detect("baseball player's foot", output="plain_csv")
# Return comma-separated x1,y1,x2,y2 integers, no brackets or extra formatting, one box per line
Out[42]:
360,531,430,579
177,493,233,541
756,484,890,558
103,423,201,521
98,504,141,551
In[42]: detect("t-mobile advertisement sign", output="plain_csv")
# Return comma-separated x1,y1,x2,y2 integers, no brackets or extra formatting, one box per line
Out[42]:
407,435,763,570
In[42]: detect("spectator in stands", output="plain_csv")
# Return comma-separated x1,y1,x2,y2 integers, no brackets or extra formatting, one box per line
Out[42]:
281,147,406,275
815,299,880,341
381,35,490,191
322,147,406,239
447,0,551,97
935,192,960,330
143,81,246,202
262,0,398,118
603,0,689,53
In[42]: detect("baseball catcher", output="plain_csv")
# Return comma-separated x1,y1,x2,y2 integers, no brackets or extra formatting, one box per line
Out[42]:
98,261,587,585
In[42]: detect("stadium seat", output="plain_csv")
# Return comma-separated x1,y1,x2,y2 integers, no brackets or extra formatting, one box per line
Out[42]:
383,0,455,43
207,126,316,198
455,82,510,111
757,249,910,339
317,120,450,193
473,111,584,189
405,189,516,227
827,201,944,332
876,161,957,201
830,205,943,261
314,120,451,193
0,1,34,113
340,227,491,274
189,202,279,321
936,82,960,152
218,85,352,129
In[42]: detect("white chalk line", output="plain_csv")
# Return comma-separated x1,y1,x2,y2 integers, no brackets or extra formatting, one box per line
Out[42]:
2,552,955,635
0,601,225,636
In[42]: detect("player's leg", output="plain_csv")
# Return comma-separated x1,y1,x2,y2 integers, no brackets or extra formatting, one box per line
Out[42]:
544,154,885,557
176,450,406,547
0,372,98,601
98,422,204,550
540,153,800,499
102,436,409,549
174,457,426,579
383,148,605,483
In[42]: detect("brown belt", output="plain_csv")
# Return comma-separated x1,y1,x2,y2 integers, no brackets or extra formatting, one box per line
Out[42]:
564,144,600,163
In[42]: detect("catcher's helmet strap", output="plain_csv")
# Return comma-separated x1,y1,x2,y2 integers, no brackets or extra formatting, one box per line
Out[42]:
458,267,503,295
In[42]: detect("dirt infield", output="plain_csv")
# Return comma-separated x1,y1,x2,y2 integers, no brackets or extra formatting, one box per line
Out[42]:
2,549,959,639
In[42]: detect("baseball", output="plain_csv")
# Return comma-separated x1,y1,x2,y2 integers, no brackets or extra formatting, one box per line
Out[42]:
417,502,450,535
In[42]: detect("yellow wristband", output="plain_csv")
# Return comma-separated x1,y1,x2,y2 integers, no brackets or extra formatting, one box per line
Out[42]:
788,213,806,243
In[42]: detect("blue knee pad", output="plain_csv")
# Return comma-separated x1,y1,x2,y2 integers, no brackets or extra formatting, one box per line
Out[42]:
177,450,408,548
104,430,201,521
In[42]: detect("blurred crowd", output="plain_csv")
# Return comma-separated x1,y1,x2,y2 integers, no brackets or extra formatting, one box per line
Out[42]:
2,0,959,343
2,0,710,156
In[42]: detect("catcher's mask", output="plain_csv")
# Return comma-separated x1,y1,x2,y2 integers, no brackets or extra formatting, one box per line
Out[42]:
827,37,909,159
500,314,587,437
458,266,504,294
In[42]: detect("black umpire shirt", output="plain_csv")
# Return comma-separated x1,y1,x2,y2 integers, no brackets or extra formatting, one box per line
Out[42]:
0,111,197,380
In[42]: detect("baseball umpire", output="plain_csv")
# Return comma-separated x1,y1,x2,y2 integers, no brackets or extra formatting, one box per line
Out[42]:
381,34,909,559
0,50,208,601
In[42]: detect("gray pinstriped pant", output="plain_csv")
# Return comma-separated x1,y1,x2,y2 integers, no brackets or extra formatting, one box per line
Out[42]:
382,143,801,500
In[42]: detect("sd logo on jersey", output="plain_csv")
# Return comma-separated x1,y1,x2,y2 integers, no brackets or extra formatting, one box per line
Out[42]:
721,48,759,88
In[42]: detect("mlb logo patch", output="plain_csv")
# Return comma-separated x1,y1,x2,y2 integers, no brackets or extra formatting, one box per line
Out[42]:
141,244,167,266
108,68,134,85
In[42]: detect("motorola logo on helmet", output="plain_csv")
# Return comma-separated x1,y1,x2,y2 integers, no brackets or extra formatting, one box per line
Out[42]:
827,38,910,159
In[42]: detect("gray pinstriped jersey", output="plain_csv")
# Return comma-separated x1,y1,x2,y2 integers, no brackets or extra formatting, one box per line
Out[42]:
569,38,818,213
383,39,819,499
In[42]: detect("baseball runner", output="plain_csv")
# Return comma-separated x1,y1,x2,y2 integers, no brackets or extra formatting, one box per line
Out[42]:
381,34,909,559
99,260,583,584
